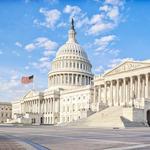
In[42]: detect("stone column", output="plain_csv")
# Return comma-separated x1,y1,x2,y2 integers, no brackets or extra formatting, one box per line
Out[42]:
120,79,123,105
94,86,96,103
68,74,70,85
51,98,53,113
38,99,40,113
142,76,145,98
104,82,107,105
84,76,86,85
50,98,51,113
48,98,50,113
99,85,101,103
53,98,55,112
76,74,78,85
146,73,149,98
138,75,141,99
117,80,120,106
130,76,133,106
72,74,74,85
61,74,63,84
46,98,48,113
127,78,130,106
123,78,126,106
110,81,113,106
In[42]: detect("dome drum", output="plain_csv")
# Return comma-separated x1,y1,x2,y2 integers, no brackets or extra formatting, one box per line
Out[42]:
48,19,93,89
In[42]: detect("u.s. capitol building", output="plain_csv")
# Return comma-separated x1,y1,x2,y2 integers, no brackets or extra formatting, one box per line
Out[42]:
11,19,150,128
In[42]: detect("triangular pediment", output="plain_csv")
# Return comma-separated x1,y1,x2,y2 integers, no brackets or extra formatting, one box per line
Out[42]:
23,90,35,99
104,61,150,76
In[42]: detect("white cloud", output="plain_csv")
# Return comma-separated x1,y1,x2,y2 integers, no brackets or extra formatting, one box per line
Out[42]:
0,69,31,101
63,5,89,29
94,35,116,53
95,35,116,47
25,37,58,73
107,6,120,22
76,17,89,28
31,56,51,73
88,0,124,35
34,8,61,29
43,50,56,57
88,22,115,35
15,41,22,48
36,37,58,50
64,5,81,18
108,49,120,57
105,0,124,6
94,35,119,56
94,65,104,74
57,22,67,28
25,37,58,55
25,43,35,52
99,5,110,12
90,14,103,25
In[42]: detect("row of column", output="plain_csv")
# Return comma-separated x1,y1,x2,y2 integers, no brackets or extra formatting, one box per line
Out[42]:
23,98,59,114
94,74,150,107
52,60,91,72
49,74,92,86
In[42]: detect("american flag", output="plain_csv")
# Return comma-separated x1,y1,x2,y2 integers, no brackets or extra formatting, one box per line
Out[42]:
21,75,34,84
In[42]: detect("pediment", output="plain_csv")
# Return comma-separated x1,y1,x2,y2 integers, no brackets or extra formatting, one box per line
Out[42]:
23,90,35,99
104,61,150,76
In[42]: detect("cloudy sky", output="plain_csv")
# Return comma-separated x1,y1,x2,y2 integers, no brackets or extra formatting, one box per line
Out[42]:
0,0,150,101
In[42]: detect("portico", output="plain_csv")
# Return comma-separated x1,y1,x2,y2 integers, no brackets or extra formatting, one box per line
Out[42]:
94,61,150,108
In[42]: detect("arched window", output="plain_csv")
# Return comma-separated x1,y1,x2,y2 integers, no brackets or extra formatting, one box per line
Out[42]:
77,63,79,68
80,63,82,69
73,104,75,112
73,62,75,68
66,62,68,67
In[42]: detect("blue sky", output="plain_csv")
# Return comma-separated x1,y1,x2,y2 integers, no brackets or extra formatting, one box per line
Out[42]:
0,0,150,101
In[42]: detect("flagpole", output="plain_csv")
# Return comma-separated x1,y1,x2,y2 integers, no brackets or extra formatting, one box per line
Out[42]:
32,77,34,91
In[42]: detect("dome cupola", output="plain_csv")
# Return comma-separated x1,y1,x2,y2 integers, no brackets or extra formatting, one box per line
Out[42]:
48,18,93,89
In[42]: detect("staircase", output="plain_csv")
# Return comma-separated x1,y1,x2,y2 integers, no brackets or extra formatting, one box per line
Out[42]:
68,106,146,128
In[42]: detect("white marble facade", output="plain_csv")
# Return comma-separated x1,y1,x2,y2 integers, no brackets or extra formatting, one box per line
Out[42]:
12,19,94,125
11,19,150,126
94,61,150,110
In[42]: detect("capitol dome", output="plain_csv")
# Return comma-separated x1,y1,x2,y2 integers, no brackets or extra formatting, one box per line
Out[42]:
48,19,93,89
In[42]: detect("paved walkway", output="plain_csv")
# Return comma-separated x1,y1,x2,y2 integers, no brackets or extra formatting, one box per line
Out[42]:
0,136,26,150
0,126,150,150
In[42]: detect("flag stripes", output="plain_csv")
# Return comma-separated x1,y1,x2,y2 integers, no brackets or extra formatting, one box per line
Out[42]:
21,75,34,84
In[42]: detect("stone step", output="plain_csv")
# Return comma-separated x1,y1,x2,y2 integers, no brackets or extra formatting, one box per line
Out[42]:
68,106,146,128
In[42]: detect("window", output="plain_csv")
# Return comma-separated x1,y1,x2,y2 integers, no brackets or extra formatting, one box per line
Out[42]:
73,104,75,112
